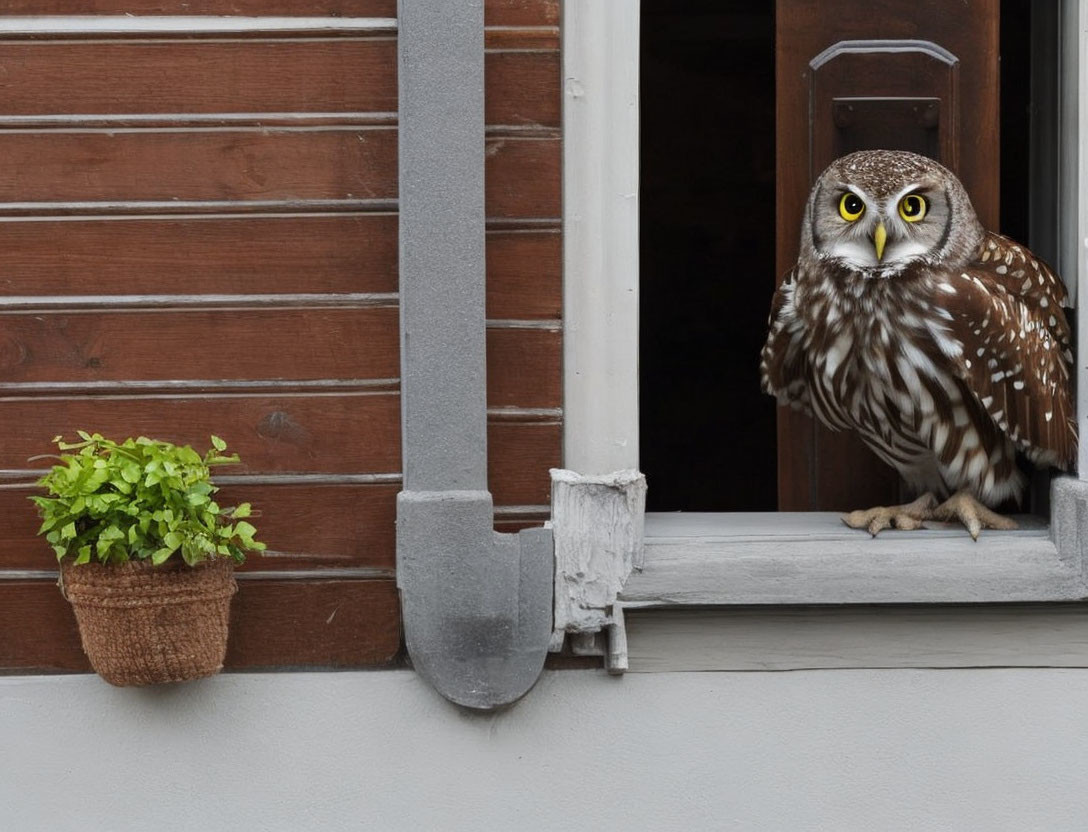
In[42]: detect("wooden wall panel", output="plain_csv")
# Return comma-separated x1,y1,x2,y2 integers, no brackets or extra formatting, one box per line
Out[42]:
488,421,560,506
485,231,561,319
484,1,561,520
6,0,554,22
485,137,561,218
226,579,401,668
486,328,561,408
8,1,555,22
0,307,398,384
3,482,398,571
485,51,560,128
485,0,559,26
0,129,397,203
0,393,401,474
0,41,396,116
0,578,402,672
4,1,398,14
0,0,564,672
0,581,88,673
0,215,398,297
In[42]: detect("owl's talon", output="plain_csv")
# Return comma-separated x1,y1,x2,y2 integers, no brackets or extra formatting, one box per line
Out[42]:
930,491,1017,541
842,493,938,537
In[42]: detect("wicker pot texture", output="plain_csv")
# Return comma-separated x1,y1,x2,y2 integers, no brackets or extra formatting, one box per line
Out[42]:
60,557,237,686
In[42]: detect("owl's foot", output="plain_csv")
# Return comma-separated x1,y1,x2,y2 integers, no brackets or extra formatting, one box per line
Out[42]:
929,490,1017,541
842,493,938,537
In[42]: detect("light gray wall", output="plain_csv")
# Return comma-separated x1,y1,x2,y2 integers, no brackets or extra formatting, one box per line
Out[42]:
4,669,1088,831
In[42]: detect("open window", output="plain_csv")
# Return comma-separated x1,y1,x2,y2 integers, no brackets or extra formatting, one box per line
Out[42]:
641,0,1047,514
559,0,1088,669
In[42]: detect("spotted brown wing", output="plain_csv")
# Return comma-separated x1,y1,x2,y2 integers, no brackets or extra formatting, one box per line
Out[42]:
938,247,1076,470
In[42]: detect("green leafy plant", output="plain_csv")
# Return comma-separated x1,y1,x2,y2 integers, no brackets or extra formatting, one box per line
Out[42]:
31,432,265,567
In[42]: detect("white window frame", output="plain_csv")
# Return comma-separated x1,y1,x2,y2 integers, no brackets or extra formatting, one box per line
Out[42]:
560,0,1088,664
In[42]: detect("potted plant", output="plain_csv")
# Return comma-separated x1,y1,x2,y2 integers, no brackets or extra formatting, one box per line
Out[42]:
30,432,265,686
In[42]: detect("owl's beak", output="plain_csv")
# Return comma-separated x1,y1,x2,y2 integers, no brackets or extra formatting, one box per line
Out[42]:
873,222,887,262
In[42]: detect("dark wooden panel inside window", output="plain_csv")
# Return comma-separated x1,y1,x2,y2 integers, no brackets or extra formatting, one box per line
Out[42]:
775,0,1000,511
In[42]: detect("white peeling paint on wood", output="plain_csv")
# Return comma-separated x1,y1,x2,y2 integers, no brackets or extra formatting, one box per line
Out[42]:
549,468,647,650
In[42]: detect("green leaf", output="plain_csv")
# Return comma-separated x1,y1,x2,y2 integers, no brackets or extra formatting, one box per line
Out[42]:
31,431,259,568
151,547,173,566
74,547,91,565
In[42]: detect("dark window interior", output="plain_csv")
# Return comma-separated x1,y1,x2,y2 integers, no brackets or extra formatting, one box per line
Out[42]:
640,0,1035,512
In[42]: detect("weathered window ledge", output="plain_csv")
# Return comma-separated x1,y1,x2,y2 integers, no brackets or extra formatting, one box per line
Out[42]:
621,512,1085,608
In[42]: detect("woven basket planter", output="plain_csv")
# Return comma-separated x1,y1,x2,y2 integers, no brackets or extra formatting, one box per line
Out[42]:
60,557,237,686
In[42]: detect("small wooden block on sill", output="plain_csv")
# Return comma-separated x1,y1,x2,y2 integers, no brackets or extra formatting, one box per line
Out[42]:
620,512,1083,607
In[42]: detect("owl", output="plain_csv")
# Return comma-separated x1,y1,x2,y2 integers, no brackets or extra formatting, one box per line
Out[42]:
760,150,1075,538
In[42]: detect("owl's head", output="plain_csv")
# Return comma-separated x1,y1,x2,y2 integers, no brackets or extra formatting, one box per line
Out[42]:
801,150,984,277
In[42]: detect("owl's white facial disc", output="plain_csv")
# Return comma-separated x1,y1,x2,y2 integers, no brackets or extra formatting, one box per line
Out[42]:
815,183,951,276
801,150,983,279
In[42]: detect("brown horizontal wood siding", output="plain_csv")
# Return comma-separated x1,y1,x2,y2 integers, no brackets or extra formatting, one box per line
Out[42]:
2,579,402,672
0,1,562,673
485,0,561,534
0,130,398,202
0,215,400,296
4,1,556,22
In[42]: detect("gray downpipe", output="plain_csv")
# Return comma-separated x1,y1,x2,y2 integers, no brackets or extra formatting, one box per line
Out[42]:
396,0,554,709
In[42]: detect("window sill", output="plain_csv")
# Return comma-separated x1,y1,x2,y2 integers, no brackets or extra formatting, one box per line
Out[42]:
597,509,1088,673
620,512,1087,608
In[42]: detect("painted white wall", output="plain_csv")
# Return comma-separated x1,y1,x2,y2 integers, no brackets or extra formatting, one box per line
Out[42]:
4,669,1088,831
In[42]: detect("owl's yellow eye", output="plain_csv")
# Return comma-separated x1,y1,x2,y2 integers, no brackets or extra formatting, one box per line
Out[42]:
839,193,865,222
898,194,928,222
